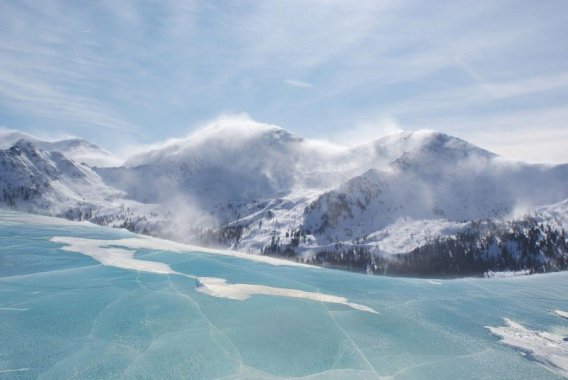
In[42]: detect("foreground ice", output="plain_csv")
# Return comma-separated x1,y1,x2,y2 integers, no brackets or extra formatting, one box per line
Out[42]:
487,318,568,378
51,236,376,314
1,210,568,379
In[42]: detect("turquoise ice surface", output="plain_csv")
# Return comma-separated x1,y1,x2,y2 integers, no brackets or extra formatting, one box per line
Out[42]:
1,210,567,379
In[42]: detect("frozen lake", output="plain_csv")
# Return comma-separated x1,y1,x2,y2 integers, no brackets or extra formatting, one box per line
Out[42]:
1,210,567,379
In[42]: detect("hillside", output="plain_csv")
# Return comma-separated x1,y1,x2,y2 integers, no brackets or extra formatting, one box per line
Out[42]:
0,130,121,167
2,123,568,276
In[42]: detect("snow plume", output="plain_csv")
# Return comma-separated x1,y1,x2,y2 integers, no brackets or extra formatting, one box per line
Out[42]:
183,113,290,146
124,113,288,167
122,113,358,193
508,202,533,221
331,115,403,148
157,193,219,243
0,127,75,147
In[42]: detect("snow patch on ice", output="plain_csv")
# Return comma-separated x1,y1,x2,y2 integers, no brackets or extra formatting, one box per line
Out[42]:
553,310,568,320
487,318,568,378
51,234,315,268
484,270,531,278
195,277,378,314
6,210,316,269
51,236,376,314
51,236,176,274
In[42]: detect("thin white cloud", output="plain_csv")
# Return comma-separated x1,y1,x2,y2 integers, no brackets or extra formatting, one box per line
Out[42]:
482,72,568,99
0,69,134,133
238,1,395,69
0,1,137,134
0,0,566,165
365,71,568,120
460,108,568,164
285,79,313,89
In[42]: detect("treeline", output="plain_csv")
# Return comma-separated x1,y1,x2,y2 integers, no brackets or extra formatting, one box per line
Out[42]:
391,218,568,276
190,224,245,248
1,183,47,206
261,228,308,257
262,218,568,277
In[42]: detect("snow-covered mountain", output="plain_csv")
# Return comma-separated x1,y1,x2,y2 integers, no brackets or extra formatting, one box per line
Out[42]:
0,139,163,232
2,122,568,276
0,130,122,167
0,140,119,214
96,118,355,227
303,131,568,240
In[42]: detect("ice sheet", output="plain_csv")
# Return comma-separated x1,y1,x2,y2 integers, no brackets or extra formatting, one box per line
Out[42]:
3,209,315,268
2,211,568,379
487,318,568,378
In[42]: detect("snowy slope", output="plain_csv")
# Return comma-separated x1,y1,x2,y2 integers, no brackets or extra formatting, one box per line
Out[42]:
533,199,568,230
98,118,354,219
0,130,121,167
0,140,123,213
95,123,568,258
219,130,568,266
303,131,568,241
0,139,164,234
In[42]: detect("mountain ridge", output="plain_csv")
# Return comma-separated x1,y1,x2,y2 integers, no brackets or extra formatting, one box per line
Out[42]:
0,130,122,167
2,123,568,276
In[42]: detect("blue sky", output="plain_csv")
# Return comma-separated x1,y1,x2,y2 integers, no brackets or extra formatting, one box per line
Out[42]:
0,0,567,162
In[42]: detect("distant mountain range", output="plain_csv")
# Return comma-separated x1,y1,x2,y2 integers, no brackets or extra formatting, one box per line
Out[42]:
0,130,122,167
2,121,568,276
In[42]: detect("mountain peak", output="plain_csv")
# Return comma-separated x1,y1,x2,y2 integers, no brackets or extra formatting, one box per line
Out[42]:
180,116,303,149
371,129,496,165
51,137,99,149
0,130,120,167
125,117,303,167
9,139,39,155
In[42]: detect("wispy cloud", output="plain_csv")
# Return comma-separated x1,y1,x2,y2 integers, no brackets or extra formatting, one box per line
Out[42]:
481,72,568,99
0,68,135,134
285,79,313,89
0,0,566,162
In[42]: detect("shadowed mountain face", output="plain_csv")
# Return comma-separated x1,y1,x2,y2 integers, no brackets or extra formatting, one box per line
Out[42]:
2,123,568,276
